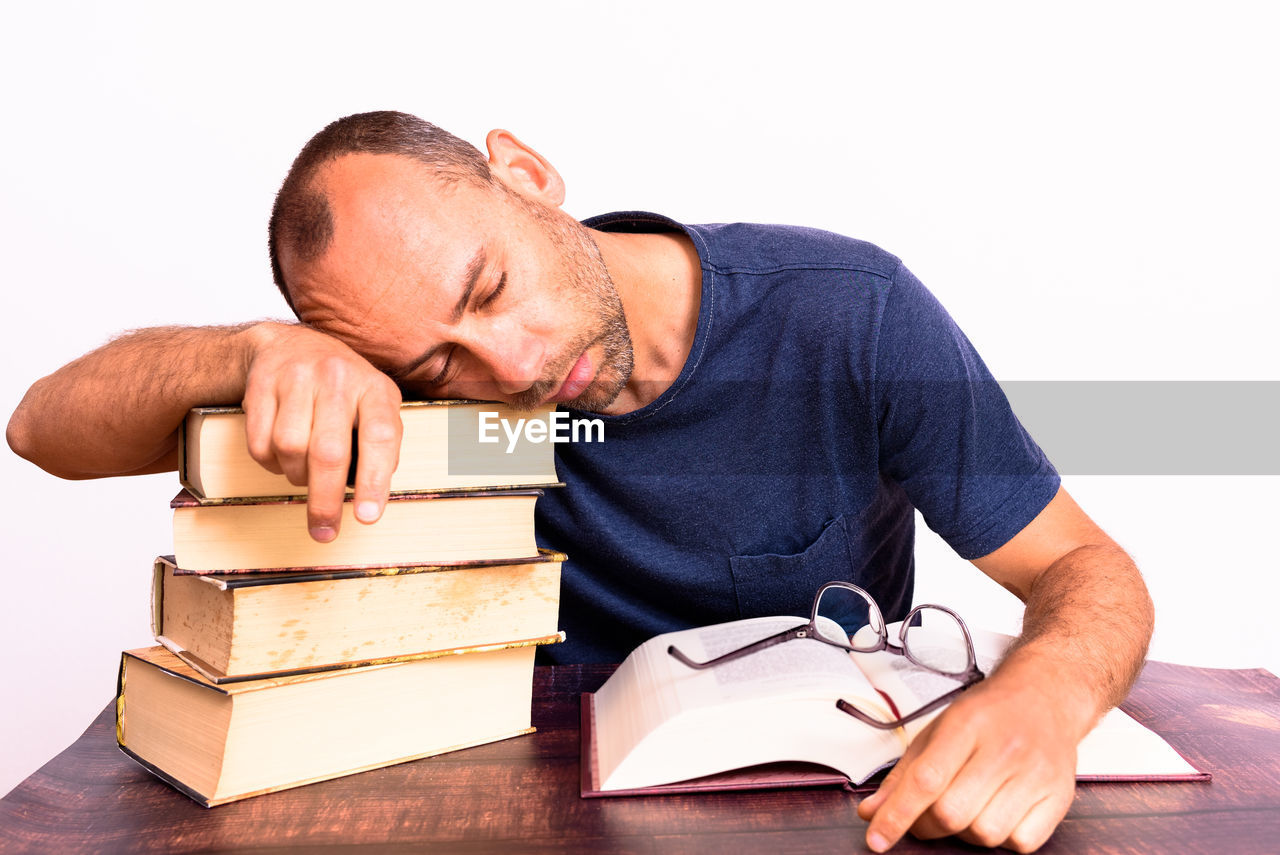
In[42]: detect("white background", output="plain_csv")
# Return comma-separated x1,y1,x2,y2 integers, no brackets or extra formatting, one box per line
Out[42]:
2,2,1277,796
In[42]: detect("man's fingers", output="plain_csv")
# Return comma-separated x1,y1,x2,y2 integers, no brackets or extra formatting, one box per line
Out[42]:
1003,790,1073,853
271,370,318,487
856,785,887,820
863,717,978,853
351,387,403,524
238,324,405,543
857,716,939,821
956,780,1070,852
900,726,1023,840
857,757,908,819
952,777,1026,850
243,381,284,475
306,384,360,542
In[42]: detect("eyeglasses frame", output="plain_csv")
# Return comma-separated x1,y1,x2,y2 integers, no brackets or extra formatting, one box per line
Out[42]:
666,580,985,730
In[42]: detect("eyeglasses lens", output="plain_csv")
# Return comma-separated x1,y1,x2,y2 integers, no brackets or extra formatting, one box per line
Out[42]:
902,608,972,675
813,585,881,649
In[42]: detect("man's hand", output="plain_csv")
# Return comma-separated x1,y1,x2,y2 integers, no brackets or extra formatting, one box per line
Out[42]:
857,664,1084,853
241,322,403,542
855,489,1152,852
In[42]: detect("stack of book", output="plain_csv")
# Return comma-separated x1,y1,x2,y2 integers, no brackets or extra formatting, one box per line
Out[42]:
115,401,566,806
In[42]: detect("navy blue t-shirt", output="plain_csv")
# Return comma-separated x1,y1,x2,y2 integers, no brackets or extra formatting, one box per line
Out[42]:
536,212,1059,664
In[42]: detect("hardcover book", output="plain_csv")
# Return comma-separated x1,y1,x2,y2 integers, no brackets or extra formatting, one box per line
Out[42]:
117,636,562,807
152,550,565,682
180,400,562,501
581,617,1207,796
170,488,542,573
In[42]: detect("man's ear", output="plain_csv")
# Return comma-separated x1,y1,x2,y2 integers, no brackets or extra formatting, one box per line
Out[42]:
485,129,566,207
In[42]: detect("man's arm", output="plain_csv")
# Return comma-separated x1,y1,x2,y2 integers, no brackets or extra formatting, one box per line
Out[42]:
7,321,404,540
857,486,1154,853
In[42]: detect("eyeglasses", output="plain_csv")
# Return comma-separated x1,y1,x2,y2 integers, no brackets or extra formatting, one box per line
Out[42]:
667,581,985,730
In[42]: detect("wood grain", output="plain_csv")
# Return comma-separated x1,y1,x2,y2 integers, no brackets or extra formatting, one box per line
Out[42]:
1,661,1275,854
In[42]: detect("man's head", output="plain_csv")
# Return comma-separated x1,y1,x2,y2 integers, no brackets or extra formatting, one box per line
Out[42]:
268,111,634,412
268,111,492,312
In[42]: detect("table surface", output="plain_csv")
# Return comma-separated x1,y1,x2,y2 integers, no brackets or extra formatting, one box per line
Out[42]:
1,660,1277,854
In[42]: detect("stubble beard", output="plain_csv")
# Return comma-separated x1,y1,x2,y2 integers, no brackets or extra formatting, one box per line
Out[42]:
505,208,634,413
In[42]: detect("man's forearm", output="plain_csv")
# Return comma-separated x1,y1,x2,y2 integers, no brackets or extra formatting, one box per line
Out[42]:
859,490,1155,852
998,542,1154,735
7,324,258,479
10,320,407,541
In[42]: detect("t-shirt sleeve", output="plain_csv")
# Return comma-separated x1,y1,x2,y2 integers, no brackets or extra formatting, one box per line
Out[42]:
873,261,1060,559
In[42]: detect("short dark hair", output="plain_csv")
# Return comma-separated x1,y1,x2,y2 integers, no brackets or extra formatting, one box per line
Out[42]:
267,111,491,311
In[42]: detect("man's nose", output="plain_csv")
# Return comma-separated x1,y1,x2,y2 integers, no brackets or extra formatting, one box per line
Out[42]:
482,329,547,396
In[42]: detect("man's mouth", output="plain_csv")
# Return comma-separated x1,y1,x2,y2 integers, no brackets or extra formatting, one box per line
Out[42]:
547,350,594,404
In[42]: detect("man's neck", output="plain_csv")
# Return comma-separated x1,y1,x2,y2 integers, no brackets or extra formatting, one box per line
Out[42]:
591,229,702,414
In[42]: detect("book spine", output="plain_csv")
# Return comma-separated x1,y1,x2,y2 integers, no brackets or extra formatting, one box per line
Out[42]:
115,653,127,747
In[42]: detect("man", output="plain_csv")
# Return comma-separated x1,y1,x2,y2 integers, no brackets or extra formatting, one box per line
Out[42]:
8,111,1152,852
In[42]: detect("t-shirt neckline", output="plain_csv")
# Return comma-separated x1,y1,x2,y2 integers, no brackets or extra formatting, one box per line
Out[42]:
574,210,715,426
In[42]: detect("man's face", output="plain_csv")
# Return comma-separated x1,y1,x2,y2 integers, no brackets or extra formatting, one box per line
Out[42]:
284,153,634,412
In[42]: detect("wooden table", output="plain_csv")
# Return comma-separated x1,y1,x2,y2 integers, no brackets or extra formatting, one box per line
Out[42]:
2,661,1277,853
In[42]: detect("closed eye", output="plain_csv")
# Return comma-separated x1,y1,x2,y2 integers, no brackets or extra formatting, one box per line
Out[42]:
426,346,456,388
478,272,507,310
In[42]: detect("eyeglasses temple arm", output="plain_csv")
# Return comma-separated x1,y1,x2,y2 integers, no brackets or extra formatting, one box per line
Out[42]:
667,624,812,670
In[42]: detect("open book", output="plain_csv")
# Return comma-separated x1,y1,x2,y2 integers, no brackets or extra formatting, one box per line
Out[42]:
582,615,1207,796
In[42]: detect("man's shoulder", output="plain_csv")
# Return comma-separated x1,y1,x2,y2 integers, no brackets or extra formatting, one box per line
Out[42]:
583,211,902,281
688,221,902,281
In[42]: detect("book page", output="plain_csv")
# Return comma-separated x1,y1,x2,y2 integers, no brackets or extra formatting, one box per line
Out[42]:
872,626,1004,711
845,620,1000,736
668,617,877,703
852,622,1200,778
593,616,903,790
1076,707,1200,777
